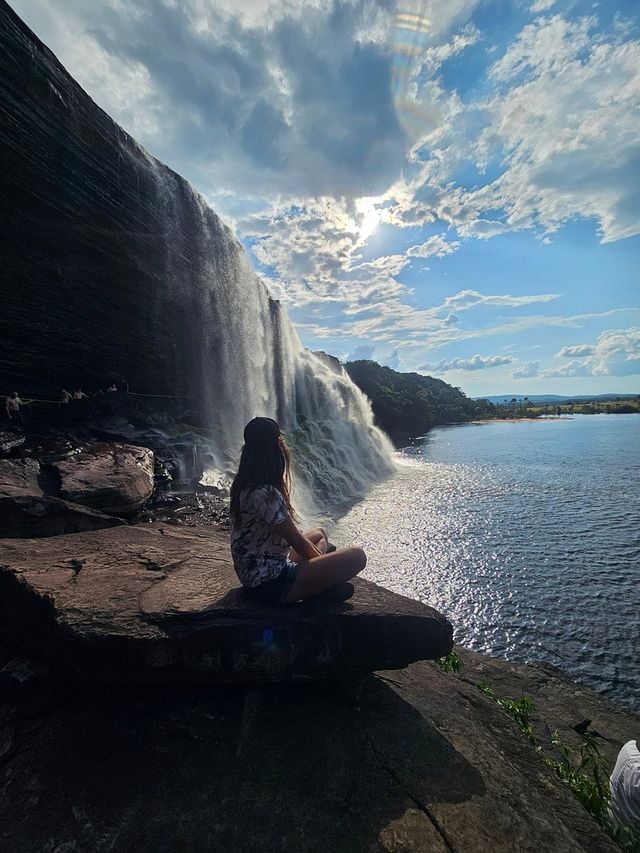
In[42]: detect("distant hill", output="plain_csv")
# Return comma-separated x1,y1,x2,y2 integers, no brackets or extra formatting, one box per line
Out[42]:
344,360,494,437
475,393,639,404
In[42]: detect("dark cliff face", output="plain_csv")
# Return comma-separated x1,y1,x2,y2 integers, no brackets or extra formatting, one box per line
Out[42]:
0,0,244,401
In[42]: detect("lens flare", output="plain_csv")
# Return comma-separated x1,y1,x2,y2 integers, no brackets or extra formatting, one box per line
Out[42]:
392,2,433,142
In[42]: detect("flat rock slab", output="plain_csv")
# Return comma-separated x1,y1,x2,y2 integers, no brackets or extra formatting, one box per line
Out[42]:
0,524,453,682
0,494,126,538
0,458,42,497
52,442,154,514
0,661,621,852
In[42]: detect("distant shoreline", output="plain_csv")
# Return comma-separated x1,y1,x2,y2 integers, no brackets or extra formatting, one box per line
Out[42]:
470,416,567,424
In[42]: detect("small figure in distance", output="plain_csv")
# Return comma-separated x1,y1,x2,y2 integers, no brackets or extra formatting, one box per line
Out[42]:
61,389,72,403
5,391,25,427
72,389,88,400
609,739,640,829
229,416,366,605
106,382,117,393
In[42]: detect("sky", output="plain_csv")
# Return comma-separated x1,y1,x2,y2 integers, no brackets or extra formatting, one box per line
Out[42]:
11,0,640,397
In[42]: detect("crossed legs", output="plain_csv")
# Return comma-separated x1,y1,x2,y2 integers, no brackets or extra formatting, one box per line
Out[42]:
286,526,366,603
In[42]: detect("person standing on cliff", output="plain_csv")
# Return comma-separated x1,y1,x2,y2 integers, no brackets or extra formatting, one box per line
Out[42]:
229,416,366,604
5,392,25,427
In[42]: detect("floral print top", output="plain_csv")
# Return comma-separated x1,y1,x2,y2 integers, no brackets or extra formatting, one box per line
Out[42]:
230,484,292,587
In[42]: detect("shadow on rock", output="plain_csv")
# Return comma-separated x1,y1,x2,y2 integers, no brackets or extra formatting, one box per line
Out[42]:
348,674,486,805
0,677,483,853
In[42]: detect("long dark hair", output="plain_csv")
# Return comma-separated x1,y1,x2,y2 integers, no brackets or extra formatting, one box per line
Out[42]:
230,417,296,524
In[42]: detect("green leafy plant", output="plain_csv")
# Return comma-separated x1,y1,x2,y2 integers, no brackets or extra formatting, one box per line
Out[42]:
435,651,463,673
474,678,640,852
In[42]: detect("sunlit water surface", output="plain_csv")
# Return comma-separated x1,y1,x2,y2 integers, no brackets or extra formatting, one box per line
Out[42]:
332,415,640,711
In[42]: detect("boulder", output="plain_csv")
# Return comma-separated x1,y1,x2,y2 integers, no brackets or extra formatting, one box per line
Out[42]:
0,523,453,683
52,442,154,514
0,458,41,497
0,494,126,538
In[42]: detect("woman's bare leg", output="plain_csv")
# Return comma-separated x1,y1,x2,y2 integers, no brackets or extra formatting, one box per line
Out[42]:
289,527,328,562
285,547,366,603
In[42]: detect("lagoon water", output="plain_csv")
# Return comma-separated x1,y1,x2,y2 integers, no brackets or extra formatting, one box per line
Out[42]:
332,415,640,711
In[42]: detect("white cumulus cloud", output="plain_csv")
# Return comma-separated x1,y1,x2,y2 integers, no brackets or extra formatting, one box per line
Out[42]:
542,327,640,377
345,344,376,362
421,354,514,372
512,360,541,378
407,234,461,258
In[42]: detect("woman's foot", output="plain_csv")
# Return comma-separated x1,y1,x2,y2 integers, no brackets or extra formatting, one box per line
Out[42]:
307,581,354,602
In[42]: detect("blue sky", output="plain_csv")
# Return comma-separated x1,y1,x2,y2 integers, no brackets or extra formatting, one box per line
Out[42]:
12,0,640,396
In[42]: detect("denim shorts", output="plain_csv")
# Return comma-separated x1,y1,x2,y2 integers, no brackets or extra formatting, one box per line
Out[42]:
244,559,300,605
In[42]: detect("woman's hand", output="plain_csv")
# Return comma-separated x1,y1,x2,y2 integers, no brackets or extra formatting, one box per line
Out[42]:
302,537,323,560
275,518,322,561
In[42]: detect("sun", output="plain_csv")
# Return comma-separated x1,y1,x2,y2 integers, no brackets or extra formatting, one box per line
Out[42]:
355,196,385,240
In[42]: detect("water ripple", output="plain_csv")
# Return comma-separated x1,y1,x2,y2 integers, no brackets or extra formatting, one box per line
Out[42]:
333,416,640,712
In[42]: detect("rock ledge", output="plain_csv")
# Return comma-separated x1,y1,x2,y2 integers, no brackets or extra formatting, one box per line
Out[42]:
0,524,453,683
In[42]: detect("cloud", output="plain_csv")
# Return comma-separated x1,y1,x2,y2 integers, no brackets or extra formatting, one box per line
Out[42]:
556,344,595,358
421,354,514,372
384,348,407,372
12,0,639,379
534,327,640,378
345,344,376,362
385,12,640,244
18,0,640,253
544,358,593,378
344,294,567,345
530,0,556,13
590,327,640,376
353,254,411,276
480,15,640,243
344,302,637,350
12,0,408,198
407,234,460,258
442,290,559,310
512,361,541,378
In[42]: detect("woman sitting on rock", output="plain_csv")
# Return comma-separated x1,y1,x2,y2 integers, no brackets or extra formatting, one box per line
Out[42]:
230,416,366,604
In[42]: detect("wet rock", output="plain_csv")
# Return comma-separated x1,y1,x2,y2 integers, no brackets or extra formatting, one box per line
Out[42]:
0,458,42,497
52,442,154,514
17,436,78,465
0,494,126,538
132,489,229,528
0,429,26,455
0,524,453,683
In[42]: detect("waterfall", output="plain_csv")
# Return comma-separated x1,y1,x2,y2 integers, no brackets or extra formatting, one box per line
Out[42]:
0,0,395,519
133,147,395,513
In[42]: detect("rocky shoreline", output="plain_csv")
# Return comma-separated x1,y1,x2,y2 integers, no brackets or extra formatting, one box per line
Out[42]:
1,416,639,852
0,404,229,537
1,636,637,852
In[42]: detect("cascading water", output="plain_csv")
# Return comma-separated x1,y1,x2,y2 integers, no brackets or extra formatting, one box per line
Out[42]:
0,0,395,519
143,151,395,514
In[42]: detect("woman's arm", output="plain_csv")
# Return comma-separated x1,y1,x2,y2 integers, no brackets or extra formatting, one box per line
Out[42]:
274,518,322,561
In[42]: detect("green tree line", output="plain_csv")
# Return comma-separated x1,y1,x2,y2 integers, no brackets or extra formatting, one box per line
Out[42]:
344,360,495,437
